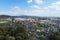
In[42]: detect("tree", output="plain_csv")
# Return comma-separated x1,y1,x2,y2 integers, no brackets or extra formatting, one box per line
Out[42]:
48,30,60,40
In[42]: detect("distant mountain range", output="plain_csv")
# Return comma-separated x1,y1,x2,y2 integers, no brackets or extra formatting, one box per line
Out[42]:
0,15,10,18
0,15,32,18
0,15,38,18
0,15,60,20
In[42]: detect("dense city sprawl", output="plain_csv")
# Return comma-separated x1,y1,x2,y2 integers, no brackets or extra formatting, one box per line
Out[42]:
0,15,60,40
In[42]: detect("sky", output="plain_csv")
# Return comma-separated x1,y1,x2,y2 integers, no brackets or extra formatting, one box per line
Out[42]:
0,0,60,17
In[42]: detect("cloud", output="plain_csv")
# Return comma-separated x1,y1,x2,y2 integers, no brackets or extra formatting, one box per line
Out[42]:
30,5,40,9
0,6,24,16
27,1,60,17
52,1,60,10
45,1,60,10
42,1,60,17
0,6,47,16
34,0,43,4
27,0,32,3
27,0,43,4
27,0,44,9
0,1,60,17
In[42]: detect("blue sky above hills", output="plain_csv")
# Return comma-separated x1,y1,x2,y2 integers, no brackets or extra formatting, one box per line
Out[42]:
0,0,60,17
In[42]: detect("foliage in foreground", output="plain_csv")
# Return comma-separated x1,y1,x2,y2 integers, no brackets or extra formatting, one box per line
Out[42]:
0,23,29,40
